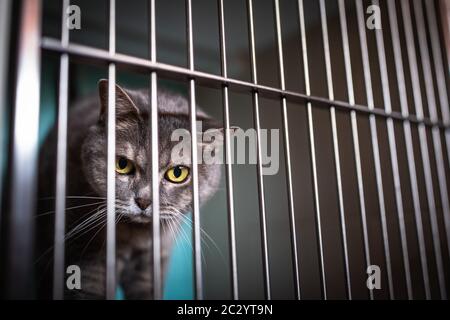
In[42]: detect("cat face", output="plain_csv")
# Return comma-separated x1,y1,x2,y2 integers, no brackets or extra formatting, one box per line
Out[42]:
80,80,223,223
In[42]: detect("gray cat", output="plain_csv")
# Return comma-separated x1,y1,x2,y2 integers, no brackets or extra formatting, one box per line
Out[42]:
37,80,223,299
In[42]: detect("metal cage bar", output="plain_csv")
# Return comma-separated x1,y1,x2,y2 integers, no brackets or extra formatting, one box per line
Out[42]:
217,0,239,300
439,0,450,73
356,0,395,300
426,0,450,257
412,0,449,300
6,0,42,299
401,0,447,300
387,0,432,300
297,0,326,299
0,0,11,232
185,0,203,300
53,0,70,300
273,0,301,300
247,0,271,300
319,0,351,300
372,0,412,299
40,38,449,130
149,0,162,301
106,0,117,300
338,0,373,300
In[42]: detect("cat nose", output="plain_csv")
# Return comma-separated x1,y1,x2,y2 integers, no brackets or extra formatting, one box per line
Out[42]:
135,197,151,210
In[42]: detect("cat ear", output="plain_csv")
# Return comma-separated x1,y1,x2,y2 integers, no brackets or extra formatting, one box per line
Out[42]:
98,79,140,123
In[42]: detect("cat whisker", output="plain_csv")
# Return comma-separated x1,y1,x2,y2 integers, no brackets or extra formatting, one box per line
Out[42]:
166,217,190,263
79,211,123,260
65,215,108,251
65,209,107,242
177,217,213,268
177,216,212,252
83,211,127,262
39,195,107,201
65,204,107,234
36,201,107,217
178,214,227,266
34,206,107,265
177,219,208,268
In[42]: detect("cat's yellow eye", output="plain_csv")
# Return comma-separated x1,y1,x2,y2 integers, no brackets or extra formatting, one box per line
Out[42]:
165,165,189,183
116,157,134,175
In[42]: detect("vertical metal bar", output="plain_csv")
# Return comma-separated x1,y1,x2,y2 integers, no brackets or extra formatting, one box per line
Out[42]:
0,0,11,234
217,0,239,300
273,0,301,300
53,0,70,300
106,0,117,300
149,0,161,301
341,0,392,300
338,0,373,299
372,0,413,300
355,0,394,300
350,107,372,300
319,0,351,300
400,0,447,300
387,0,431,299
425,0,450,259
186,0,203,300
247,0,271,300
297,0,326,300
438,0,450,74
6,0,42,299
412,0,448,300
427,0,450,125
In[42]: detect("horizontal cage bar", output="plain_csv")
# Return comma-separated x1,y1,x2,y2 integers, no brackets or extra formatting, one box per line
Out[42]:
40,37,449,130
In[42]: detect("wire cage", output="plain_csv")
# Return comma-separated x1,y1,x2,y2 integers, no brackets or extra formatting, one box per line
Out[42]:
0,0,450,300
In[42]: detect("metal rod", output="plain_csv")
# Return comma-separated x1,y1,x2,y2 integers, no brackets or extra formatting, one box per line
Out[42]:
40,37,449,130
340,3,374,294
351,2,375,300
298,0,326,299
252,91,272,300
372,0,413,299
401,0,447,300
217,0,239,300
149,0,162,301
438,0,450,74
412,0,448,300
320,0,351,300
425,0,450,258
186,0,203,300
6,0,42,299
106,0,116,300
0,0,11,235
53,0,70,300
426,0,450,125
338,0,373,299
356,0,395,299
150,71,161,300
247,0,271,300
387,0,431,299
273,0,301,300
